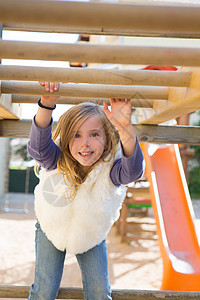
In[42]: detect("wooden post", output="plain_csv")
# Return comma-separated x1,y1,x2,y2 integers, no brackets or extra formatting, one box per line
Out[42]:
1,40,200,66
119,197,129,243
0,23,2,65
0,65,190,87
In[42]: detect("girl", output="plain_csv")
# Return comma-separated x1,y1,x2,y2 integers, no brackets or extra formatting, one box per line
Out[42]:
28,82,144,300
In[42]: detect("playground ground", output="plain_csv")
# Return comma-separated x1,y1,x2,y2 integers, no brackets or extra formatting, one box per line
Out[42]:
0,193,200,298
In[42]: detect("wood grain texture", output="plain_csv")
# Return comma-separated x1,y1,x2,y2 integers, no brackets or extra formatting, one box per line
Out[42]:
0,65,190,87
1,120,200,145
1,40,200,66
0,285,200,299
1,1,200,38
1,81,169,100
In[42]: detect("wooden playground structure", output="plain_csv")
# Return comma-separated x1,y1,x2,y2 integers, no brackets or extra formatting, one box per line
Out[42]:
1,0,200,298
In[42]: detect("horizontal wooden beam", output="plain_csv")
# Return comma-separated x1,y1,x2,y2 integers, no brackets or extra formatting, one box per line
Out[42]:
1,119,200,145
1,40,200,66
11,95,155,108
1,81,169,99
1,1,200,38
4,24,200,39
0,285,200,299
0,65,189,87
131,124,200,145
3,23,200,39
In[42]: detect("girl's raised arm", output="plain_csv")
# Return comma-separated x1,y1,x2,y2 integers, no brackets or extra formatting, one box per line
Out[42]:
103,98,136,157
28,82,61,170
35,82,60,129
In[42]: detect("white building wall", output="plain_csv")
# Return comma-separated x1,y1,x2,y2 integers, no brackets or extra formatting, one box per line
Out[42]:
0,138,8,198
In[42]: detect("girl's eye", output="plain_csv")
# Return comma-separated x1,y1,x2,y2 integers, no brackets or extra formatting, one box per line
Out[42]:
91,132,99,137
74,133,80,138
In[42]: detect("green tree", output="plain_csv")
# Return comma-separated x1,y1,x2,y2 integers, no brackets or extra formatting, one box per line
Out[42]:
189,111,200,199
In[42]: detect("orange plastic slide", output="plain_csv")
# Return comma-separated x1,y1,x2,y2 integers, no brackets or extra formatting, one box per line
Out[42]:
142,143,200,291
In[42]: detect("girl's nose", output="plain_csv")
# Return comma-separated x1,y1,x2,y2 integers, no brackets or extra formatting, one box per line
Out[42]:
81,136,90,146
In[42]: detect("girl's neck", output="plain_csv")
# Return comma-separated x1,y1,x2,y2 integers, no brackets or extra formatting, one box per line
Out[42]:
78,165,90,181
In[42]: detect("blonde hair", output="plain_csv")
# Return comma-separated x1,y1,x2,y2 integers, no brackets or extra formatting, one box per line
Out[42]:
52,102,119,192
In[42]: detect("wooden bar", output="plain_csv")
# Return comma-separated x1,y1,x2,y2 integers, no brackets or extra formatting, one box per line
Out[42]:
127,187,150,198
11,95,155,108
1,40,200,66
0,285,200,299
1,120,200,145
0,65,190,87
140,67,200,125
1,1,200,37
1,81,169,99
3,24,200,39
134,124,200,145
139,94,200,125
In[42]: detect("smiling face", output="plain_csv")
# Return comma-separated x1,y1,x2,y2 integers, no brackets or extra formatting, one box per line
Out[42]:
69,115,106,171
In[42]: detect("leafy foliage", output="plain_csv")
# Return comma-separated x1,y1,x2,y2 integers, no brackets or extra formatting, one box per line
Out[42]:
188,111,200,199
189,167,200,199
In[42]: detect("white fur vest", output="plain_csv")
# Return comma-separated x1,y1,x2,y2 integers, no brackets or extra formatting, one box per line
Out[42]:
34,156,127,254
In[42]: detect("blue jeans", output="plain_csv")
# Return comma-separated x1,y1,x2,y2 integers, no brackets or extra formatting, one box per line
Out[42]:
28,222,112,300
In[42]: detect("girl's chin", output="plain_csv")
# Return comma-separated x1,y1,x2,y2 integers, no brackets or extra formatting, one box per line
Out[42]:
78,161,92,168
78,160,98,171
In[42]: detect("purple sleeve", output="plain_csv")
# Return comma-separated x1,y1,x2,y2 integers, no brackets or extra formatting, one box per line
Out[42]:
110,138,144,186
27,116,61,171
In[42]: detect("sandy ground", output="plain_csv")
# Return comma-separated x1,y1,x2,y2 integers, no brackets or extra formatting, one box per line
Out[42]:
1,193,199,298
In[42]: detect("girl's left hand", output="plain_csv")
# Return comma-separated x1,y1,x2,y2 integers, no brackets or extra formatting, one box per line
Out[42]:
104,98,136,157
103,98,132,130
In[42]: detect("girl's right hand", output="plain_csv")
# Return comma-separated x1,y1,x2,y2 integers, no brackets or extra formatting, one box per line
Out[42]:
39,81,60,107
35,82,60,129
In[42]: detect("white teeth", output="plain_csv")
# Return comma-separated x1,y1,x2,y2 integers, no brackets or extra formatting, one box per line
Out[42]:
81,152,91,156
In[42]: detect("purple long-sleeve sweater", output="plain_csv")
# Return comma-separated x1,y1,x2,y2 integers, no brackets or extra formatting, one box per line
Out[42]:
28,117,144,186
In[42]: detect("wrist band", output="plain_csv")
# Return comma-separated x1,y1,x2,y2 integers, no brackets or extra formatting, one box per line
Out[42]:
38,99,56,110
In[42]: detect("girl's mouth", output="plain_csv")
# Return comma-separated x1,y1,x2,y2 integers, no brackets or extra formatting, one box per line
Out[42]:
79,151,94,157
